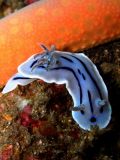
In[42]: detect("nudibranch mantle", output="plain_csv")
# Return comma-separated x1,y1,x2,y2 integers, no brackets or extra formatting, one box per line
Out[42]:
2,45,112,131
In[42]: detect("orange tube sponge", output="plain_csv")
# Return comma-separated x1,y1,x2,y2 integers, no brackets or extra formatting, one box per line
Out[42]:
0,0,120,85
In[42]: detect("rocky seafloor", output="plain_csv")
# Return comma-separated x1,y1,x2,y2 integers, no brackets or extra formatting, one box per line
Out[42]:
0,0,120,160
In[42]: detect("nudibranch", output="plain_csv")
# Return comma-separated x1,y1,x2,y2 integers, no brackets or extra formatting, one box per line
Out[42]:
0,0,120,85
2,45,112,131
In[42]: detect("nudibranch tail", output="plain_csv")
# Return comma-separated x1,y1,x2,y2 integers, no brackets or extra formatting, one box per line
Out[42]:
2,45,112,131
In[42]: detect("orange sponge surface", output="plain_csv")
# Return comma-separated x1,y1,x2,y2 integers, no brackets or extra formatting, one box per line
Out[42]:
0,0,120,85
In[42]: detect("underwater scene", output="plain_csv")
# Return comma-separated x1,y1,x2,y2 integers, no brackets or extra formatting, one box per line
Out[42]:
0,0,120,159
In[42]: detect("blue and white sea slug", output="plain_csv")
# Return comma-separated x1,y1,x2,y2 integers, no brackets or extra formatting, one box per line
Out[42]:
2,45,112,131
